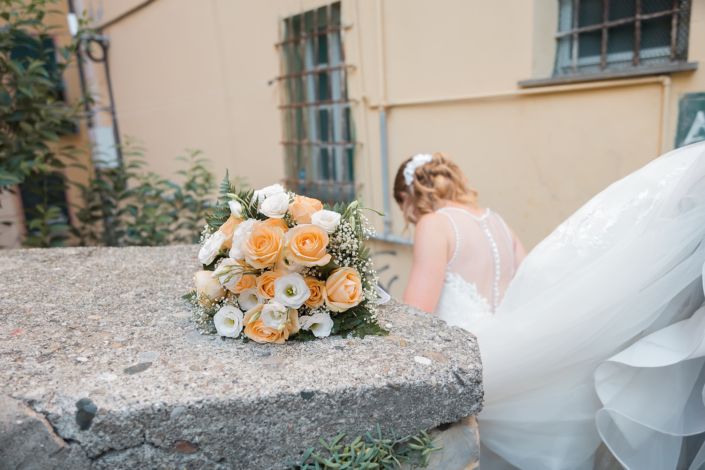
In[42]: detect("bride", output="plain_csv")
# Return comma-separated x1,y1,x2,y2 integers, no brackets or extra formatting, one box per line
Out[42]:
393,144,705,470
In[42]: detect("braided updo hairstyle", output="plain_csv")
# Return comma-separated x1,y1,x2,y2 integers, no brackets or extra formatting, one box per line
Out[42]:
393,152,478,224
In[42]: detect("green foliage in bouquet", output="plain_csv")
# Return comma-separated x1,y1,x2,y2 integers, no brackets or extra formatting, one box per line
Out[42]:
291,426,438,469
205,171,258,235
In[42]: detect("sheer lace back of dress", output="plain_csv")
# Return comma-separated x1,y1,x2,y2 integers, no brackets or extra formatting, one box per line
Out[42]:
436,207,518,312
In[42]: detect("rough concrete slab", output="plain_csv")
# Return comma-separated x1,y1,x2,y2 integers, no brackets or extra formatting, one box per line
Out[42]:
0,246,483,469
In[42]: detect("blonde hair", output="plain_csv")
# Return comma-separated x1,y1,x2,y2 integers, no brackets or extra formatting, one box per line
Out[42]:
393,152,478,224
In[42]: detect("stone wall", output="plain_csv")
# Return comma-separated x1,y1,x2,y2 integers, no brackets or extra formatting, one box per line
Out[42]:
0,246,483,469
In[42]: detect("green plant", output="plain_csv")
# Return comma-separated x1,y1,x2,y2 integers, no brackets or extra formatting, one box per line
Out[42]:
292,426,438,469
0,0,86,189
73,139,222,247
0,0,92,247
21,171,71,247
169,150,216,244
72,144,135,247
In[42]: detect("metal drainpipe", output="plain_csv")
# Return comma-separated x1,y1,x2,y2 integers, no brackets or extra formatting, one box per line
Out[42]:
67,0,93,130
379,107,392,235
376,0,393,237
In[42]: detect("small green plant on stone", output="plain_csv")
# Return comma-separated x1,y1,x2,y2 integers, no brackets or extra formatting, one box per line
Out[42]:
292,426,438,469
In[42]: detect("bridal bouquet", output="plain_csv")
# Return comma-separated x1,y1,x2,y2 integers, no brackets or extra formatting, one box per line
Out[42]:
184,174,387,343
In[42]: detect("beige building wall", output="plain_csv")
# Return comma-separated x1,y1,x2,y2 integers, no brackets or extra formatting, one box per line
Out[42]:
15,0,704,297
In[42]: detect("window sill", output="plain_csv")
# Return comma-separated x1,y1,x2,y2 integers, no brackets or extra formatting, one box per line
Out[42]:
518,62,698,88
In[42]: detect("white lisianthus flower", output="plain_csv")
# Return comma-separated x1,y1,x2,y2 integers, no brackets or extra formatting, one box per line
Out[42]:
300,311,334,338
238,287,264,311
213,305,244,338
228,200,243,218
229,219,257,260
254,183,286,204
260,301,290,330
259,192,290,219
311,209,341,234
198,231,227,265
213,258,244,291
273,273,310,309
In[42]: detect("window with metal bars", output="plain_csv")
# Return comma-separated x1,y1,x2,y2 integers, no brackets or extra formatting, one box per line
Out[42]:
277,2,356,204
554,0,692,76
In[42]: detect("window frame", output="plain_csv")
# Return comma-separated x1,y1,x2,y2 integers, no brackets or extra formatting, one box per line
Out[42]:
552,0,693,78
517,0,698,88
276,2,357,204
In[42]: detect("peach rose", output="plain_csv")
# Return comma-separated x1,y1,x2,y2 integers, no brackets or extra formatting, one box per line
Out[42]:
304,277,326,308
233,274,257,294
219,214,242,250
288,195,323,224
243,304,299,344
256,270,283,299
243,222,284,269
263,217,290,233
285,224,332,267
325,267,363,312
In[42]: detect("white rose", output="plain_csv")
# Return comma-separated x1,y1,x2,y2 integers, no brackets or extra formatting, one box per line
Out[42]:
237,287,264,311
273,273,310,309
260,301,290,330
254,183,286,204
311,209,341,234
213,305,244,338
300,311,334,338
259,192,290,219
194,270,226,304
275,256,304,273
213,258,244,292
198,231,227,265
229,219,257,260
228,200,243,218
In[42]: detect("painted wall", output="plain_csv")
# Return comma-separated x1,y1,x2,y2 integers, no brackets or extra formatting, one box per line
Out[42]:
15,0,705,298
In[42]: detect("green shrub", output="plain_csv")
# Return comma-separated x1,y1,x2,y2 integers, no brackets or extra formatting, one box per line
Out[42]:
73,140,223,247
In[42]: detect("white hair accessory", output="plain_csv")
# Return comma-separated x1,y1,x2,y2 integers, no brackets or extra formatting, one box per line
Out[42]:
403,153,433,187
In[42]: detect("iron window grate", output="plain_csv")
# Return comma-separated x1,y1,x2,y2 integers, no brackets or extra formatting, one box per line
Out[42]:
276,2,358,205
554,0,692,76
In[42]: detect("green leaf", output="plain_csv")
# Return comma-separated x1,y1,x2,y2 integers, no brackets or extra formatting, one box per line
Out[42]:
0,170,23,187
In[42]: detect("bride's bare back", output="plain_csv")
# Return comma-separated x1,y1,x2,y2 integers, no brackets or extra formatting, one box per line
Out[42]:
404,203,524,315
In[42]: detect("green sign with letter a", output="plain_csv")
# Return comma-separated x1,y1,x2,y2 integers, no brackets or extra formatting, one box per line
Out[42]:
676,93,705,148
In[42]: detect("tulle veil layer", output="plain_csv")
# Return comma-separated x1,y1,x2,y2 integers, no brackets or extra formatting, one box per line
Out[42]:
474,142,705,469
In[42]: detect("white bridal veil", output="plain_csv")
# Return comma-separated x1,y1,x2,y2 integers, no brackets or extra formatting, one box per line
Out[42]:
473,142,705,469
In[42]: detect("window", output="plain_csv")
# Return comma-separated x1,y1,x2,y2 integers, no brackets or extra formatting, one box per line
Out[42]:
554,0,692,76
11,33,66,101
277,2,356,204
10,32,77,134
19,172,70,238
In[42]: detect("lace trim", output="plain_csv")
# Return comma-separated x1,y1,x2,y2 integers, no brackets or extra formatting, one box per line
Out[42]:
443,271,491,313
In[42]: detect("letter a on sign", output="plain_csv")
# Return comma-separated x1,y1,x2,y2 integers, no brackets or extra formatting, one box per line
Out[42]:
683,111,705,146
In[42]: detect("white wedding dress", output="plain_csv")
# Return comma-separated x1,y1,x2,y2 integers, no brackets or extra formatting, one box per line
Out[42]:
433,141,705,470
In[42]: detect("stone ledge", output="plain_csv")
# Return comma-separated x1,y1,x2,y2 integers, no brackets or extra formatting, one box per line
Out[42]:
0,246,483,469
